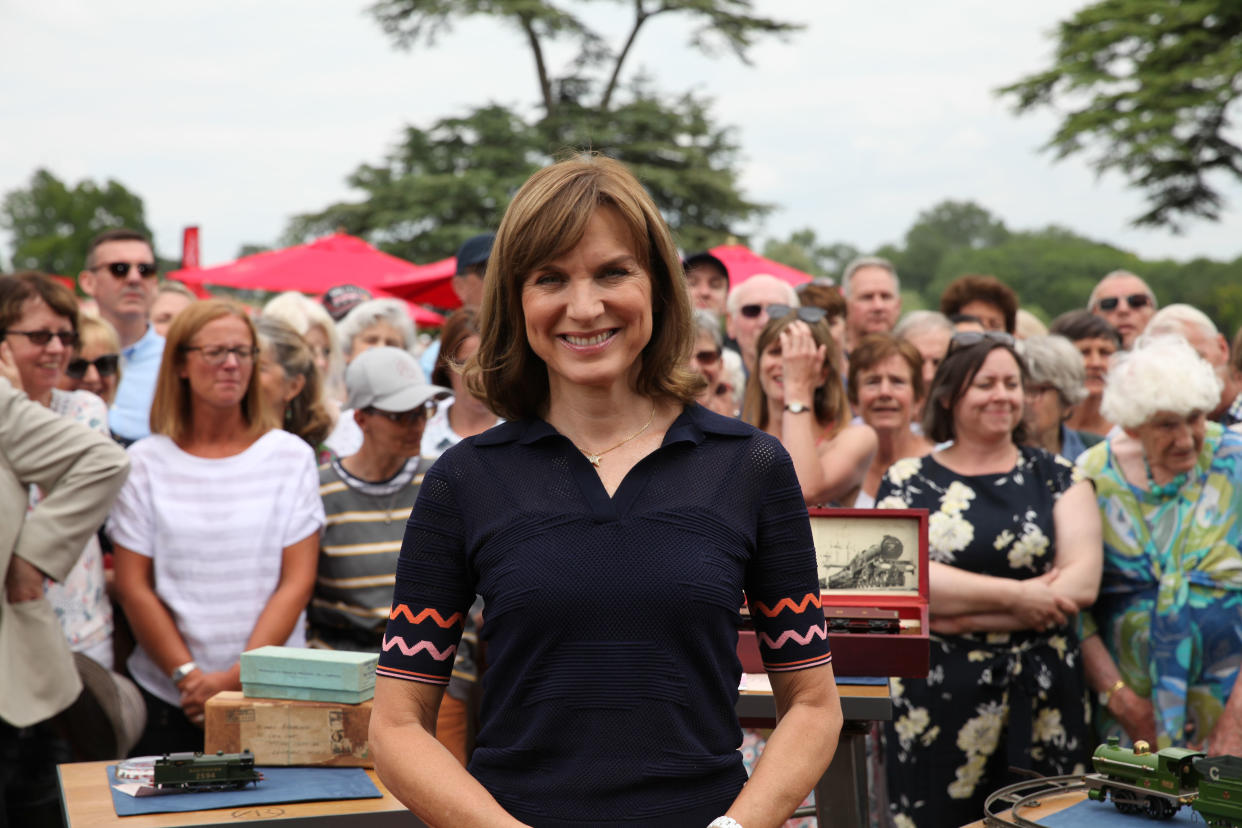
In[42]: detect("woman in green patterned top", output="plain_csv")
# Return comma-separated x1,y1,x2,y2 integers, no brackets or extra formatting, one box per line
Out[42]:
1077,334,1242,754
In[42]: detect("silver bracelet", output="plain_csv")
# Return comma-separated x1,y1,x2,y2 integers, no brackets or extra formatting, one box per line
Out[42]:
708,818,743,828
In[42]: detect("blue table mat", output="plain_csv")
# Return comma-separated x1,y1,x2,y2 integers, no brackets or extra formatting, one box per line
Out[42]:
1041,796,1199,826
107,765,381,816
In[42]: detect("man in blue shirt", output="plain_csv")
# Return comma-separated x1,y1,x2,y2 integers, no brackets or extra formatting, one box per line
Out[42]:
78,229,166,444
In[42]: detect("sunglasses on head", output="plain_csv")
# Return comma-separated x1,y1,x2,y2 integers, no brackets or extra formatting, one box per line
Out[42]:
66,354,120,379
1096,293,1150,312
5,329,79,347
95,261,158,279
947,330,1015,354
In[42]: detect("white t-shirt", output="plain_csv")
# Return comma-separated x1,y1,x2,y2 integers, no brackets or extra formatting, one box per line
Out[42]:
108,429,325,705
419,399,503,460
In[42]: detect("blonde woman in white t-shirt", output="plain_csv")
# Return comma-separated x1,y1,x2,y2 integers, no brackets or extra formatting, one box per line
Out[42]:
111,299,324,756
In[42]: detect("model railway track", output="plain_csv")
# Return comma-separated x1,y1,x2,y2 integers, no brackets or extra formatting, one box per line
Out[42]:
982,775,1088,827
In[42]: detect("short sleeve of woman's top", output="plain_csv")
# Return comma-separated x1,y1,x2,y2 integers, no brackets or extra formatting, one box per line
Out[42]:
108,439,158,557
280,439,326,547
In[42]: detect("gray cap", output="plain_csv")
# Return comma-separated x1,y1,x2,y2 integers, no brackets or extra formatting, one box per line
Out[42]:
346,347,449,412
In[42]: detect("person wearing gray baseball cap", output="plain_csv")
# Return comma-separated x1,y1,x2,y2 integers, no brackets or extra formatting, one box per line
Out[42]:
309,348,477,763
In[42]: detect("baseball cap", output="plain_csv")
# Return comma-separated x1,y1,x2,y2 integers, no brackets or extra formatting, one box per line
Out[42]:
683,251,729,281
322,284,373,322
346,346,450,412
455,233,495,275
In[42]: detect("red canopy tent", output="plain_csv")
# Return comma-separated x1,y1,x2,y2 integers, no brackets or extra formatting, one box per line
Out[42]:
168,234,445,326
378,256,459,308
708,245,816,289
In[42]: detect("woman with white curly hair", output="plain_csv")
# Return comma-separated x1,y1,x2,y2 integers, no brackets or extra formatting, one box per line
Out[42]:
874,330,1101,826
1077,334,1242,756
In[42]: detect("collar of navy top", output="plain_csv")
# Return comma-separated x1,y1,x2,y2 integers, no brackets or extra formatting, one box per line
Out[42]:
473,402,753,450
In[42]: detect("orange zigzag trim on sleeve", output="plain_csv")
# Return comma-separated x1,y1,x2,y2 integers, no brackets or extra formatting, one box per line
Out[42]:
389,604,463,628
753,593,822,617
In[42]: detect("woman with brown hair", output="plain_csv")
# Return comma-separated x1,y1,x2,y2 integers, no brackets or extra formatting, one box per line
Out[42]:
370,156,841,828
110,299,323,755
420,308,503,459
255,316,334,452
742,312,877,507
847,334,933,506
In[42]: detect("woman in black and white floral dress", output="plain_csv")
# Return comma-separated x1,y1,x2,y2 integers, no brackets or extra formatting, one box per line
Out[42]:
875,332,1102,828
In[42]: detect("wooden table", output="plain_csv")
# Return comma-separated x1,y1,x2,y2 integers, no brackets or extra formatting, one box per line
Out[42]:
738,676,892,828
961,790,1086,826
57,762,426,827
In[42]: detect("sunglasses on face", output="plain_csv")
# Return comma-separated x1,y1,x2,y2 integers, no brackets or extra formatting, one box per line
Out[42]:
1096,293,1151,312
739,303,827,324
5,329,79,347
95,261,159,279
693,349,721,365
947,330,1015,355
180,345,260,366
365,401,436,425
66,354,120,379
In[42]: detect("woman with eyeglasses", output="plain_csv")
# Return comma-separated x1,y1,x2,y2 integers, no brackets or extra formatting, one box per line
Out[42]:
846,334,933,507
59,313,123,406
688,308,739,417
0,272,116,669
742,310,877,507
873,330,1101,826
1015,335,1102,462
110,299,324,755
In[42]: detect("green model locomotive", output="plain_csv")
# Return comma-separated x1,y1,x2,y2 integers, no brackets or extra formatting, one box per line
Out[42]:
153,749,262,791
1084,736,1242,825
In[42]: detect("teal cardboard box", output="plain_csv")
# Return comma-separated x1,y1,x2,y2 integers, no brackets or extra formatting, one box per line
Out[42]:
240,646,377,702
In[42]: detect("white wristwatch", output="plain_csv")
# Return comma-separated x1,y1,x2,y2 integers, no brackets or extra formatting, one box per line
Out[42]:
784,401,811,414
708,818,744,828
170,660,198,684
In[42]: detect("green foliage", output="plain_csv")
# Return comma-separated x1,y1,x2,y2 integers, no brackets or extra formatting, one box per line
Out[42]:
998,0,1242,229
1,169,153,275
897,200,1010,295
761,228,858,280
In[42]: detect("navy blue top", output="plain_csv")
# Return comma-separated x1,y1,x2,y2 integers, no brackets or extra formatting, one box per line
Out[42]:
378,403,831,827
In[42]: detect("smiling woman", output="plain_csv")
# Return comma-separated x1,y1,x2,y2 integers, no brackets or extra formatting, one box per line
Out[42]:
369,155,843,828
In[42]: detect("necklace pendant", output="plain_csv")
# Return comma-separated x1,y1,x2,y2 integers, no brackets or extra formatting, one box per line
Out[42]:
586,454,602,467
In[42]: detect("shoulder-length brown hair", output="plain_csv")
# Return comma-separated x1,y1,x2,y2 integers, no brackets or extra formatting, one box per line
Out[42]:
741,314,848,433
922,338,1029,444
150,299,273,444
464,154,701,421
847,334,926,407
432,307,481,388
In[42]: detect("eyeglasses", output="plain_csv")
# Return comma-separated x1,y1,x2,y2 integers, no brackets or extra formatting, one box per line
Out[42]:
692,349,721,365
181,345,259,366
947,330,1015,354
94,261,159,279
66,354,120,379
1096,293,1151,312
5,329,79,347
364,400,437,425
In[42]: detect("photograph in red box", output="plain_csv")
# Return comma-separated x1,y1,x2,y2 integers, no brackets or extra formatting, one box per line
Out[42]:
812,509,923,595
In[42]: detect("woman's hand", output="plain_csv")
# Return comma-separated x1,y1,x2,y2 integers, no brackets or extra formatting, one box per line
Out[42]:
179,668,239,723
4,555,45,603
1011,569,1078,631
1110,687,1158,747
779,321,826,404
0,341,21,390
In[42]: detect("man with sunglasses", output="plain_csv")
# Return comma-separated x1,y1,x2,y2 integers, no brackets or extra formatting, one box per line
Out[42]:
310,347,479,762
724,273,798,375
78,228,164,445
1087,270,1158,349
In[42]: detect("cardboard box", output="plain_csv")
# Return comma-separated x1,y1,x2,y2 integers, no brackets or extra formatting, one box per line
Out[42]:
204,691,373,767
240,646,377,694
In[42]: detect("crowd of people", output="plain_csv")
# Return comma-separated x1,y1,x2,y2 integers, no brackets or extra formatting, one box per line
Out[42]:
3,153,1242,828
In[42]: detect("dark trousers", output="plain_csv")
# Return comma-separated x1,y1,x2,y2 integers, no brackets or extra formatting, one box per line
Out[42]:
128,685,203,758
0,719,70,828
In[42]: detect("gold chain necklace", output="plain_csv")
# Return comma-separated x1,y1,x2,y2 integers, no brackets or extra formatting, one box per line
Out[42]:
573,401,656,467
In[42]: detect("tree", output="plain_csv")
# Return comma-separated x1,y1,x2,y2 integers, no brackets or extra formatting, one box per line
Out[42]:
286,1,794,258
998,0,1242,229
1,169,153,275
897,200,1010,296
762,229,858,281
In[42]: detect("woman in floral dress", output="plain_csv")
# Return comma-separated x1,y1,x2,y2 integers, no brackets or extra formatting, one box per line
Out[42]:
875,332,1102,827
1077,335,1242,755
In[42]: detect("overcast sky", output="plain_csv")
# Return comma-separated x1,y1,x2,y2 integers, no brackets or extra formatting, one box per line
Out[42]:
4,0,1239,271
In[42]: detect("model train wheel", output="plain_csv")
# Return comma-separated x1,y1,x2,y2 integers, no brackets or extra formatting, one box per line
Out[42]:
1142,795,1175,820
